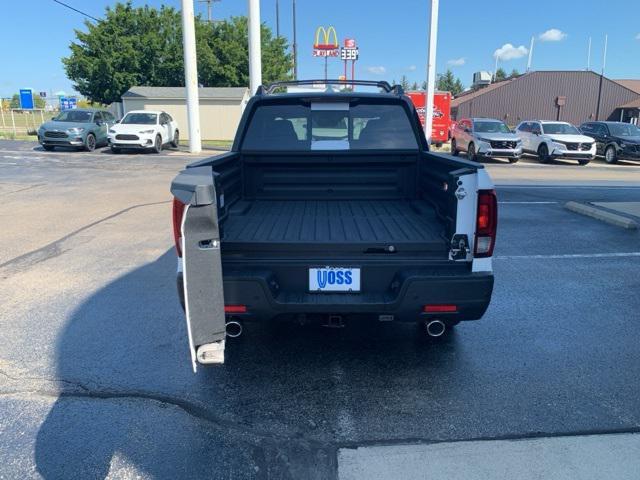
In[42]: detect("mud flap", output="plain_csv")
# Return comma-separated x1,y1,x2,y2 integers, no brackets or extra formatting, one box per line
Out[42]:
172,167,226,371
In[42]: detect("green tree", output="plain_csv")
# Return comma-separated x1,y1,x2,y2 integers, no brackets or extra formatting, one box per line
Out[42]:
410,81,419,91
436,69,464,96
63,2,292,104
10,93,45,109
399,75,410,91
196,17,291,89
509,69,520,78
494,67,507,81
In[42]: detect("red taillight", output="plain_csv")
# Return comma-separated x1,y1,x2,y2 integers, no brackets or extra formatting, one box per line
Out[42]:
172,198,186,257
224,305,247,314
423,304,458,313
474,189,497,258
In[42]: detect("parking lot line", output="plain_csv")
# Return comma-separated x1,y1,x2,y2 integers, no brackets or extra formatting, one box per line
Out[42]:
496,252,640,260
498,201,558,204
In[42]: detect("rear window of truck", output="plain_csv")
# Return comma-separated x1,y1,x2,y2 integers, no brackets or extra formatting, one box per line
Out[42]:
241,102,419,151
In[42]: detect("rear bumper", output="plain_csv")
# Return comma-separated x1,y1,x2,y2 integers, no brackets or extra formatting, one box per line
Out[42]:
177,267,494,323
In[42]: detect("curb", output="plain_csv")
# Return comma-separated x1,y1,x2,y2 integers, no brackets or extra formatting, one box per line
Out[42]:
564,202,638,230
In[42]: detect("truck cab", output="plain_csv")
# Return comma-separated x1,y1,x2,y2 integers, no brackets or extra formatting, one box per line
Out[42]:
170,80,497,369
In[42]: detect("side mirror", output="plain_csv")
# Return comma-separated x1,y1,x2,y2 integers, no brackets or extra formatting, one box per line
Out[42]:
96,120,103,126
115,119,120,123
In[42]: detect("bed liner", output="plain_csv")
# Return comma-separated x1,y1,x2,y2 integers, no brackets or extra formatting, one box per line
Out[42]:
222,199,446,251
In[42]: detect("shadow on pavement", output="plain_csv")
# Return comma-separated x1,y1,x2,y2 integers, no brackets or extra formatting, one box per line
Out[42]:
35,250,463,479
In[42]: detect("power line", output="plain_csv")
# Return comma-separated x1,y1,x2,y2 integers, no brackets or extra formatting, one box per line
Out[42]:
52,0,99,22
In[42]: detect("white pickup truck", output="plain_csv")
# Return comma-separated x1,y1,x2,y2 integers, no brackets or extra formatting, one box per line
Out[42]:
170,80,497,369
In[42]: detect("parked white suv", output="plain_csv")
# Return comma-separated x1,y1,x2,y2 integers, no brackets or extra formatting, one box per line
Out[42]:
108,110,179,153
515,120,595,165
451,118,523,163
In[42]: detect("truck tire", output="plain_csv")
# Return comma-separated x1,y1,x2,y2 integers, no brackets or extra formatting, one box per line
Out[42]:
84,133,96,152
578,159,590,166
111,146,121,154
153,134,162,154
451,138,459,156
43,145,55,151
467,142,477,161
604,145,617,164
537,143,550,163
508,157,519,164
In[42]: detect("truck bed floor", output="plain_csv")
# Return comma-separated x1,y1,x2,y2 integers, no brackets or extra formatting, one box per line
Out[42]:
223,200,445,249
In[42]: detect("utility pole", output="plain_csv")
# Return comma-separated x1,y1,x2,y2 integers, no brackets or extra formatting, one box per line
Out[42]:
248,0,262,95
424,0,439,145
602,34,608,75
199,0,220,23
276,0,280,37
587,37,592,70
181,0,202,153
526,36,534,72
292,0,298,79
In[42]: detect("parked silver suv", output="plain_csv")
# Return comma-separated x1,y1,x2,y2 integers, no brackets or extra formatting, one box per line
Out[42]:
451,118,523,163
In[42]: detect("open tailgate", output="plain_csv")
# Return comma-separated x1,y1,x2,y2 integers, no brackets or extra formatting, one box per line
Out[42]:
171,166,226,370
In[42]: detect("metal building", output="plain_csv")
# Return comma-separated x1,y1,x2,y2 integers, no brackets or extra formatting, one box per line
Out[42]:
120,86,250,141
451,71,640,126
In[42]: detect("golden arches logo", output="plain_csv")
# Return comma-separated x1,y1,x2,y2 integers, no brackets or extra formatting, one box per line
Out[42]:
314,26,338,50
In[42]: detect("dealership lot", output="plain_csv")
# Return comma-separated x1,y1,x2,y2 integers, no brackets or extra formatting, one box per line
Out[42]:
1,141,640,478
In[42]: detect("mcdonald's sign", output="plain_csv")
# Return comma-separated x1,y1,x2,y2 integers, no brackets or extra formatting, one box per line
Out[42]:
313,26,339,57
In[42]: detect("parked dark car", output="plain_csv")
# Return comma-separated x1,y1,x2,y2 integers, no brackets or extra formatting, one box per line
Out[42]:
580,121,640,164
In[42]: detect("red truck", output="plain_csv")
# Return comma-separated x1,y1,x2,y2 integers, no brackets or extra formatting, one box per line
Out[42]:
406,91,452,147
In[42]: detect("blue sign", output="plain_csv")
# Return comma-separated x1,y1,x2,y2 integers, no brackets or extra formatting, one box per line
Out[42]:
60,97,77,111
19,89,34,109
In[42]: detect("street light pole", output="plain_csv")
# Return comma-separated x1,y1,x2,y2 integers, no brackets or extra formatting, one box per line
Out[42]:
424,0,439,145
181,0,202,153
276,0,280,37
248,0,262,95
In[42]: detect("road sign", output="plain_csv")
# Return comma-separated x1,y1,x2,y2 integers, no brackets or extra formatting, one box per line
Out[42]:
19,89,34,109
340,47,359,61
60,97,77,111
313,26,339,57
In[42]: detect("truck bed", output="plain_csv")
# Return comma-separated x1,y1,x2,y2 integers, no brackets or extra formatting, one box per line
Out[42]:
222,199,447,254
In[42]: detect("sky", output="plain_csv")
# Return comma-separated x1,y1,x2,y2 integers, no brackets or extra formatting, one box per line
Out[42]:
2,0,640,98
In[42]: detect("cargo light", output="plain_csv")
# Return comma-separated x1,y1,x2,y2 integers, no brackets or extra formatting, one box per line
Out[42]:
224,305,247,314
474,189,498,258
172,197,186,257
423,304,457,313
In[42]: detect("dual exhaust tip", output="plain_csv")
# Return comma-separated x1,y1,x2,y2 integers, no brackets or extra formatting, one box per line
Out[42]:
226,318,447,338
425,319,446,337
225,320,243,338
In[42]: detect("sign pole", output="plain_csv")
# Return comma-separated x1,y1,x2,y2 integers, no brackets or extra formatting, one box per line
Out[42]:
248,0,262,94
181,0,202,153
424,0,439,145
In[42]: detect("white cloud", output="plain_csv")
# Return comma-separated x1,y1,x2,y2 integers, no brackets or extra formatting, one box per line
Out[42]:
539,28,567,42
447,57,466,67
366,66,386,75
407,65,417,71
493,43,528,61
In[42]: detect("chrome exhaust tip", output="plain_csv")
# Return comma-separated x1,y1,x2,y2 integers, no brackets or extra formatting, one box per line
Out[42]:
425,319,446,337
225,320,243,338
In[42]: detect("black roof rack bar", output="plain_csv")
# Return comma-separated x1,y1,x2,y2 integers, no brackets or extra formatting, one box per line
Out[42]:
256,79,404,95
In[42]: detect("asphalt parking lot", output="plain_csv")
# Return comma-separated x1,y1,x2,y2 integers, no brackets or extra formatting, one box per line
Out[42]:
1,140,640,479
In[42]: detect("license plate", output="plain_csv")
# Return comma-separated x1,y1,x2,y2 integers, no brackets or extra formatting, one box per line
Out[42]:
309,267,360,292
